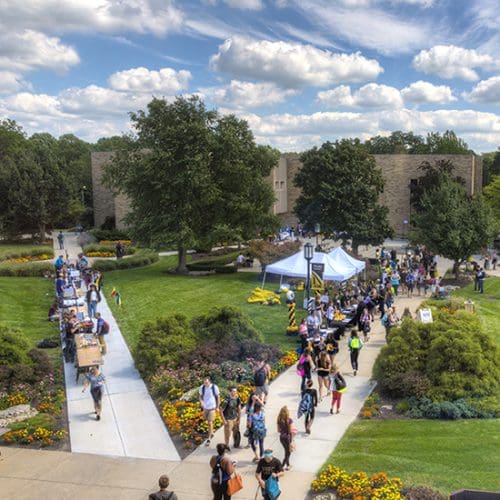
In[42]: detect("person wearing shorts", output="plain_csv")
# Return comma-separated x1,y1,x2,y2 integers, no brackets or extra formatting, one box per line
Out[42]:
82,366,105,420
199,377,220,446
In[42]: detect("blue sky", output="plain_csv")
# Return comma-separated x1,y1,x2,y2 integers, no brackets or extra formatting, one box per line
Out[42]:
0,0,499,152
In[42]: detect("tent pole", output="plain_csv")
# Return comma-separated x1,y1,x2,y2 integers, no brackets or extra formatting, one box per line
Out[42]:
262,271,266,288
279,275,283,287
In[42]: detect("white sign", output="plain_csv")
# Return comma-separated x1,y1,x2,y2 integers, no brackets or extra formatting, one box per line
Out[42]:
418,308,433,323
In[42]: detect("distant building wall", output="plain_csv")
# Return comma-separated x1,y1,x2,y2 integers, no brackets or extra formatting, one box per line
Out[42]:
91,152,116,229
91,151,482,235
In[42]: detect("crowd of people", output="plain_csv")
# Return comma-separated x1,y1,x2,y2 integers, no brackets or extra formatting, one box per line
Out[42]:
52,249,110,421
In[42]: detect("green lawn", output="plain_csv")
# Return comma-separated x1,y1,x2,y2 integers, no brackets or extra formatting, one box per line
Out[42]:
453,276,500,343
325,419,500,494
105,256,300,351
0,277,55,343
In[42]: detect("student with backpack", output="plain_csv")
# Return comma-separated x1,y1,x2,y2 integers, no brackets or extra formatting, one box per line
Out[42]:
296,349,314,393
209,443,234,500
329,365,347,414
219,387,242,451
298,379,318,435
199,377,220,447
248,402,267,463
347,330,363,376
254,359,271,404
95,312,109,355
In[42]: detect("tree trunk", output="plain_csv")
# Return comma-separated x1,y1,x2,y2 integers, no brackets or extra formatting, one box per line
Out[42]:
453,260,461,280
176,245,189,274
37,223,46,244
351,240,359,256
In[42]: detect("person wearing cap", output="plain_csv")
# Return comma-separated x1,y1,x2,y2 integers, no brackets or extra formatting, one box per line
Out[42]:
149,474,178,500
255,449,284,500
209,443,235,500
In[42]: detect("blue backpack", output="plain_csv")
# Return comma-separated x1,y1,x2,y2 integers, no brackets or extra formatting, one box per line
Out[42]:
265,475,281,500
297,391,313,418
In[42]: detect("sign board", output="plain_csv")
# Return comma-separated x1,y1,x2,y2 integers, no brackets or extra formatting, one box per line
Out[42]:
311,263,325,291
418,308,433,323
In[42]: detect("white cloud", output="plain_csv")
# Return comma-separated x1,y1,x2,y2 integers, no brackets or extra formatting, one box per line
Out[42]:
0,30,79,74
5,92,62,116
210,37,383,89
223,0,263,9
109,67,191,94
285,0,435,55
463,76,500,104
201,80,297,109
0,1,183,38
412,45,498,81
318,83,403,109
0,71,29,94
401,81,456,104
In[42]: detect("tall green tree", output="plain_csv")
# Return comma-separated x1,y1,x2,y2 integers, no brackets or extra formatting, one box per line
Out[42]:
425,130,472,154
294,139,393,253
410,171,494,277
104,96,279,272
365,131,427,154
482,150,500,186
483,175,500,233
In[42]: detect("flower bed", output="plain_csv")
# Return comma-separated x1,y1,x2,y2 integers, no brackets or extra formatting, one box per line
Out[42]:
157,350,299,448
99,239,132,245
6,253,54,263
311,466,403,499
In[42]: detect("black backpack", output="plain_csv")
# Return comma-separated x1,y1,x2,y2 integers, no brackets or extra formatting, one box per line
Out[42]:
211,456,223,485
254,367,266,386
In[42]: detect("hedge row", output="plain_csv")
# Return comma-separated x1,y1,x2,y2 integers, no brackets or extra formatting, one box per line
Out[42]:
186,251,238,274
0,260,53,277
0,246,54,262
83,244,136,256
91,251,159,271
88,229,131,241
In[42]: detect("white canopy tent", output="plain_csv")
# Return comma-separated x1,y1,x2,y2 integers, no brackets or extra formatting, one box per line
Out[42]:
262,250,358,287
328,247,366,274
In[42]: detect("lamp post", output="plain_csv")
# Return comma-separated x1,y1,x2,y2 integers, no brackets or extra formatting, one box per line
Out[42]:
304,242,314,308
81,185,87,205
314,223,321,249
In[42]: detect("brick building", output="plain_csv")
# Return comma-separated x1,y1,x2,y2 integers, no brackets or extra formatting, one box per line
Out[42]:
92,151,482,234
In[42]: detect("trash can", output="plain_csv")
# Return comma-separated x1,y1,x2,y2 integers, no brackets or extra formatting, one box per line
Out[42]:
464,300,475,313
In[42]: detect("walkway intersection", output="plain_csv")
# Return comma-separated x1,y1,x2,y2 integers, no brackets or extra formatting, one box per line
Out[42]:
0,234,452,499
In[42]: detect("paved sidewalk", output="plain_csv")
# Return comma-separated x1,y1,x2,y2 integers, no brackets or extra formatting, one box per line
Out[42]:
54,232,180,461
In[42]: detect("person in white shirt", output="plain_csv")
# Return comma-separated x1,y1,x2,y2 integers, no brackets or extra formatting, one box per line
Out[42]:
199,377,220,446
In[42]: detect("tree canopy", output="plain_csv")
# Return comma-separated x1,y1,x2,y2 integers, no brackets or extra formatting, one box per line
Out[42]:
294,139,393,253
483,175,500,234
103,96,279,272
0,121,92,239
410,164,494,276
365,130,472,155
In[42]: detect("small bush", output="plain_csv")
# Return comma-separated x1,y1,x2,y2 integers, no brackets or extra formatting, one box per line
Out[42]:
0,260,54,277
0,246,54,262
186,252,239,273
402,486,446,500
404,397,496,420
92,250,158,272
134,314,198,379
83,244,136,257
28,349,54,379
0,328,31,367
395,400,410,414
89,228,131,241
191,306,263,345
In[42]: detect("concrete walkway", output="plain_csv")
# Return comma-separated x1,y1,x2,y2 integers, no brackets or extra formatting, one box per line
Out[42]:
54,232,180,461
0,237,453,499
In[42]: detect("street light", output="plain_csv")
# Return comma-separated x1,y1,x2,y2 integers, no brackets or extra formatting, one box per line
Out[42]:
81,185,87,205
314,223,321,250
304,242,314,308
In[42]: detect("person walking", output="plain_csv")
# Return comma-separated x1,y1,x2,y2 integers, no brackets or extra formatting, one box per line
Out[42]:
348,330,363,376
316,351,331,401
82,366,105,420
57,231,64,250
219,387,241,451
199,377,220,447
255,449,284,500
149,474,178,500
297,348,314,393
477,267,486,294
95,312,109,355
329,365,347,414
276,406,294,471
298,379,318,435
253,358,271,405
209,443,234,500
86,283,101,319
248,402,267,463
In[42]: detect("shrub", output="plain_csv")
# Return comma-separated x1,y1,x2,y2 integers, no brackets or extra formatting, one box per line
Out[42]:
373,308,499,401
83,243,136,257
395,400,410,414
191,306,263,345
404,397,496,420
134,314,198,379
402,486,446,500
28,349,54,380
0,260,54,277
186,252,239,273
0,246,54,262
0,328,31,367
89,228,131,241
248,239,301,267
92,250,158,271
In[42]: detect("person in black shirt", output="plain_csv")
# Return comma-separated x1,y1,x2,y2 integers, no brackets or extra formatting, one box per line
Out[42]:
219,387,241,450
255,449,284,500
302,379,318,434
149,474,178,500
